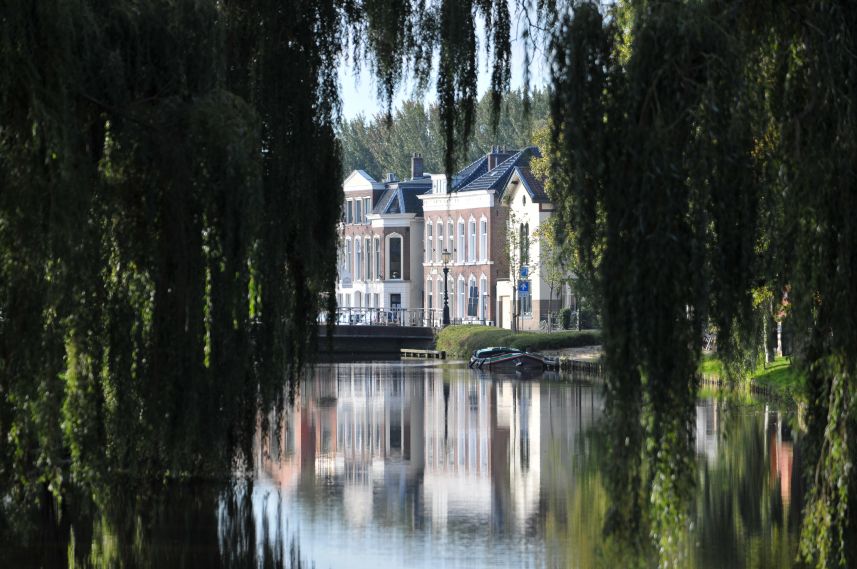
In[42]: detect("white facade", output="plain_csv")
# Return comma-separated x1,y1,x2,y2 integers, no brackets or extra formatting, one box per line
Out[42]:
335,170,427,318
495,169,561,331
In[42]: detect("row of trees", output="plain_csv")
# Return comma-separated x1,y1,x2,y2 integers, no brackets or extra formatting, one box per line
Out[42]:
339,88,549,181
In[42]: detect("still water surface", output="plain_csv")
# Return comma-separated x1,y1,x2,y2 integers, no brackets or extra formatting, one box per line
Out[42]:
251,362,800,569
0,361,800,568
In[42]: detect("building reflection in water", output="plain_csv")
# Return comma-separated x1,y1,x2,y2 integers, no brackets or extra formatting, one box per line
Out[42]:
250,363,799,569
253,363,600,568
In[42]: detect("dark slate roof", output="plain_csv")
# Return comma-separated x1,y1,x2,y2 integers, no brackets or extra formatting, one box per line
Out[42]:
457,147,541,197
515,166,549,202
372,177,431,215
450,155,489,190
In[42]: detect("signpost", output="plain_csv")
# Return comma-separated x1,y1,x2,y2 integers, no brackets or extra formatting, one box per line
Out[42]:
518,280,530,294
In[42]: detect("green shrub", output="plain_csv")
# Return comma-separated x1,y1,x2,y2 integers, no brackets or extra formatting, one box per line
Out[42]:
436,325,601,358
559,308,573,330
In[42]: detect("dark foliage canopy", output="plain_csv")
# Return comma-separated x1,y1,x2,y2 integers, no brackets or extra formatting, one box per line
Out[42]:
1,1,855,567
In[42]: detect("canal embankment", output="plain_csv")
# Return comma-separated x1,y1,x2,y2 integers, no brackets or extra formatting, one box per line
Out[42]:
700,355,806,404
435,325,602,358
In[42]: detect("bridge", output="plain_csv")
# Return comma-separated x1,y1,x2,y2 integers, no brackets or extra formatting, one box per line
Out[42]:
316,307,437,358
316,307,497,358
316,323,436,359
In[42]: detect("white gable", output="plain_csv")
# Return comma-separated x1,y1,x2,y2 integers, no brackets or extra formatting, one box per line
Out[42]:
343,169,384,192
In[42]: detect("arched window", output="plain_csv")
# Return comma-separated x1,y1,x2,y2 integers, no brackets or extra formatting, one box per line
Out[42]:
457,220,465,263
480,275,488,320
365,238,371,281
479,218,488,262
457,278,465,319
355,290,362,308
374,237,381,279
436,221,443,262
467,276,478,317
427,223,433,263
447,219,454,258
519,222,530,265
345,238,353,275
426,279,433,311
387,234,403,280
437,277,444,312
355,239,362,280
468,219,476,262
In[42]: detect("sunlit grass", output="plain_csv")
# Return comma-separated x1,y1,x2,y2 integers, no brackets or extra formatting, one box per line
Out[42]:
699,354,805,401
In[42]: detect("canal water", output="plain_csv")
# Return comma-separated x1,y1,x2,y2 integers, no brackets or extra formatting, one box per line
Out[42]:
252,361,800,569
0,361,800,568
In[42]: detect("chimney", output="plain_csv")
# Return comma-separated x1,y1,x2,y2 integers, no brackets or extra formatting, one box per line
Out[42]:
487,146,499,172
386,172,398,183
411,152,424,179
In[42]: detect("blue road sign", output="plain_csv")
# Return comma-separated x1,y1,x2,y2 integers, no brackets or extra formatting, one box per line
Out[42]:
518,280,530,294
520,266,529,278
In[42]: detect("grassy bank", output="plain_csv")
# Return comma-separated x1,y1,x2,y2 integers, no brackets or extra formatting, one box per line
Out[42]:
436,325,601,359
700,355,805,401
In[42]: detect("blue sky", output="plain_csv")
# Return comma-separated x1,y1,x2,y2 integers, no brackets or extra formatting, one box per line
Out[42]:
338,18,549,120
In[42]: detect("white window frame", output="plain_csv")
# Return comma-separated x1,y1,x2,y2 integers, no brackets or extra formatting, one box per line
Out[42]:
426,223,432,263
364,237,371,282
374,237,381,280
457,219,465,263
386,233,404,280
457,277,465,319
447,219,454,260
427,279,433,311
436,221,443,262
467,275,478,318
345,238,353,275
346,199,353,224
468,217,476,262
355,239,362,281
480,274,488,320
355,199,363,224
479,217,488,262
363,197,371,221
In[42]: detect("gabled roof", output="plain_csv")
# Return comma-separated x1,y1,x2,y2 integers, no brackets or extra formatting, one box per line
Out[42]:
512,166,549,203
372,177,432,215
343,169,385,191
456,147,541,197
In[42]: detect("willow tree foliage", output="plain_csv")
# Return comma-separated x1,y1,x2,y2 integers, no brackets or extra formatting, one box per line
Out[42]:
0,0,517,500
549,2,856,567
1,0,855,567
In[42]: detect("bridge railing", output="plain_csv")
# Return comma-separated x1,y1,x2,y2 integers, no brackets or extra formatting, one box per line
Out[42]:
318,307,446,328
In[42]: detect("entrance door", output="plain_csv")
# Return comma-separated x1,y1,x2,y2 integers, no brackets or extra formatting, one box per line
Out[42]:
390,293,402,324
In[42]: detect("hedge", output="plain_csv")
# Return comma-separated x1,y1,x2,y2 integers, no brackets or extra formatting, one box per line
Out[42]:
436,325,601,358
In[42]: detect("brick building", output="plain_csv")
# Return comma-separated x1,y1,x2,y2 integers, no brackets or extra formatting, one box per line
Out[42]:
419,147,541,326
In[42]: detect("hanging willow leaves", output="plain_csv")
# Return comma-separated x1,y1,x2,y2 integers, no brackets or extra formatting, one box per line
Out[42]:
550,1,856,567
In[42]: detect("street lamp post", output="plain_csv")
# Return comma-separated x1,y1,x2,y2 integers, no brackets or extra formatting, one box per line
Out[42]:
442,248,451,326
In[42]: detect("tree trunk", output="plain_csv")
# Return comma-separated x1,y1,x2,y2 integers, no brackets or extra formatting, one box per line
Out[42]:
511,284,518,333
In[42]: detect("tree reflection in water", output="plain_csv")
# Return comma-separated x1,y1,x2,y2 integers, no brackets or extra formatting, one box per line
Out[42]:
0,363,801,568
544,394,802,569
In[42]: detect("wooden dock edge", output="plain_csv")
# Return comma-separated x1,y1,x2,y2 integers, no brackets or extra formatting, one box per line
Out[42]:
400,348,446,360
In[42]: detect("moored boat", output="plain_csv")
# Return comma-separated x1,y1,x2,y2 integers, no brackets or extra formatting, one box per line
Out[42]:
468,346,557,371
